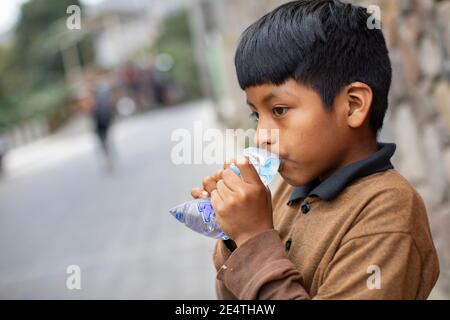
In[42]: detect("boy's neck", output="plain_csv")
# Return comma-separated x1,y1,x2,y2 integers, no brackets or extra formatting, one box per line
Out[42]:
319,137,379,182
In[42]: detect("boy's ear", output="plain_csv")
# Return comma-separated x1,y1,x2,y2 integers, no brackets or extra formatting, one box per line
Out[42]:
344,82,373,129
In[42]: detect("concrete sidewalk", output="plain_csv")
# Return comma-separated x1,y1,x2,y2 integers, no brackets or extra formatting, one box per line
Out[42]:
0,100,220,299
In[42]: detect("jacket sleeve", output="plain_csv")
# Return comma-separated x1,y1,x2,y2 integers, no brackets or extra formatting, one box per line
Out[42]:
213,239,238,299
215,229,310,300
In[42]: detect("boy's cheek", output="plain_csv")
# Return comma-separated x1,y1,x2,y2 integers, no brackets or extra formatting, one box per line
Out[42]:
279,153,323,186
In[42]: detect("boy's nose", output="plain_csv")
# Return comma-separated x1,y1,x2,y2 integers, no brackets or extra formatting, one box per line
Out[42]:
255,128,279,153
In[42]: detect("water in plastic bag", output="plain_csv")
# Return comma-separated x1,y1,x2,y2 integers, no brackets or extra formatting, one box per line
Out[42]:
169,147,280,240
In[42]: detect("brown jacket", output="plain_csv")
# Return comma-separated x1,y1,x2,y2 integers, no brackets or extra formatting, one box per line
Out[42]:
212,143,440,300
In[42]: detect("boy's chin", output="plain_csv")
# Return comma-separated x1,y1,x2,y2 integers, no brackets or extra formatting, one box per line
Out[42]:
279,171,313,187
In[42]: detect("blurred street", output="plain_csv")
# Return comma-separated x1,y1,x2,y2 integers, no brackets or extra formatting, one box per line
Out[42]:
0,100,219,299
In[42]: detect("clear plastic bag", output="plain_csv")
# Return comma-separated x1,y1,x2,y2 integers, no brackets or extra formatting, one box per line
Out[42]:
169,148,280,240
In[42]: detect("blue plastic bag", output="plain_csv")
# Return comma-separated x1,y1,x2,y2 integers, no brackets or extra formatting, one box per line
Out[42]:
169,148,280,240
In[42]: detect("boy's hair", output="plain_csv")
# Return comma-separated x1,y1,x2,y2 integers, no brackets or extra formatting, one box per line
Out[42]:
235,0,392,134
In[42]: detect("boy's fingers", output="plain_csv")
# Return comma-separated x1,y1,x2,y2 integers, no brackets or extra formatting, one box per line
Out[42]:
210,190,223,212
216,179,234,201
221,168,242,191
212,169,223,181
234,156,260,184
197,169,224,197
191,188,209,199
202,175,218,193
223,160,232,170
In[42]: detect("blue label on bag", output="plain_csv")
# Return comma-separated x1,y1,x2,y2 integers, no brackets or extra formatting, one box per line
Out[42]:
197,201,214,223
175,212,184,222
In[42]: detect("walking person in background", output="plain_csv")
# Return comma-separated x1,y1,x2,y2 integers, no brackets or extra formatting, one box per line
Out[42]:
0,137,8,176
91,80,116,171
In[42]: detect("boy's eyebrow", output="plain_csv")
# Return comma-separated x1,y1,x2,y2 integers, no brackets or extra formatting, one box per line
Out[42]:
246,92,278,109
261,92,277,105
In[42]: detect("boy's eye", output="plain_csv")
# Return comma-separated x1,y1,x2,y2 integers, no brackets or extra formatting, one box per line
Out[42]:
249,111,259,122
272,106,289,117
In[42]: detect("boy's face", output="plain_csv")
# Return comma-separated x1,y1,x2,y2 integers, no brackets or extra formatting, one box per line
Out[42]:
245,78,350,186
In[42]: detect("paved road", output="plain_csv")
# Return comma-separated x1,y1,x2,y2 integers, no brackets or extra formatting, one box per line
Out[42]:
0,100,221,299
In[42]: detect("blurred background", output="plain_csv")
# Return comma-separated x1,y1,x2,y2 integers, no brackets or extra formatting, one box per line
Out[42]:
0,0,449,299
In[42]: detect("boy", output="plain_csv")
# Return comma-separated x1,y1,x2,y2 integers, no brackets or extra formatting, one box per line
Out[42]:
191,0,439,299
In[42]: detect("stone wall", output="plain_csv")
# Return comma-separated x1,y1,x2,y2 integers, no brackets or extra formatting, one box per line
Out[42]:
372,0,450,298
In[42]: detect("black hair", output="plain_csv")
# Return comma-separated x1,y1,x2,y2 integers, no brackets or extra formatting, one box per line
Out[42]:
235,0,392,134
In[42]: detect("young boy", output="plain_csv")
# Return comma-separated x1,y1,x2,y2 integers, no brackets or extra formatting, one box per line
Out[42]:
191,0,439,299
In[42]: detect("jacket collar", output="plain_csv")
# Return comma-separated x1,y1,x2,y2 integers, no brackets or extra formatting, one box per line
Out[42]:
287,143,396,205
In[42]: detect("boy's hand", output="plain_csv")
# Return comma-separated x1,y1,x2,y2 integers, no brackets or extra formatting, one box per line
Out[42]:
191,167,225,199
211,156,274,247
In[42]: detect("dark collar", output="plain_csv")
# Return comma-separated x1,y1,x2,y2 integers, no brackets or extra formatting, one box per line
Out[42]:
287,143,396,205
